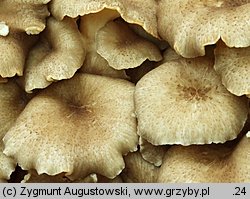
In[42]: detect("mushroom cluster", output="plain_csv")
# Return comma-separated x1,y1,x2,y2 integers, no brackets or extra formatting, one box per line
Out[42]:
0,0,250,183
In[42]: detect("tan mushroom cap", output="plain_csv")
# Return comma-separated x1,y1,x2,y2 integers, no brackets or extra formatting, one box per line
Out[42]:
0,145,15,182
139,137,168,167
0,32,37,78
135,56,249,145
122,152,159,183
96,20,162,70
158,0,250,58
0,81,28,181
3,73,138,180
23,17,85,93
50,0,158,37
22,170,97,183
0,0,50,34
214,42,250,96
80,50,128,79
158,136,250,182
23,171,123,183
79,9,128,79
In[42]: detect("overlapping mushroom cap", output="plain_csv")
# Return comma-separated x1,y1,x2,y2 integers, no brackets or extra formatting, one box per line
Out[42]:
0,145,15,182
23,17,85,93
3,73,138,180
96,20,162,70
79,9,128,79
139,137,167,167
0,32,37,78
77,5,161,77
214,42,250,96
0,81,28,181
0,0,51,34
135,55,248,145
121,152,159,183
157,135,250,182
50,0,159,37
158,0,250,57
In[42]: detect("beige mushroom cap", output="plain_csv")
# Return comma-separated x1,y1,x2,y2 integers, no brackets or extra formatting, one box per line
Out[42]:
80,50,129,79
22,170,98,183
50,0,158,37
0,0,50,34
96,20,162,70
122,152,159,183
0,32,37,78
0,145,15,182
139,137,167,167
135,56,248,145
158,0,250,58
214,42,250,96
3,73,138,180
0,81,28,181
23,17,85,93
79,9,128,79
158,135,250,182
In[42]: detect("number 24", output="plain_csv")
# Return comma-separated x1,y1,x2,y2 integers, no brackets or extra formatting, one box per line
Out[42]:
234,187,246,195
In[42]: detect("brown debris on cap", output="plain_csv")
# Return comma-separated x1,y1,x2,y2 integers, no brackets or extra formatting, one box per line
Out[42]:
23,17,85,93
79,9,128,79
96,20,162,70
135,56,248,145
158,0,250,58
139,137,168,167
157,135,250,182
0,32,37,78
0,0,51,34
214,41,250,96
3,73,138,180
0,81,28,181
50,0,159,37
122,152,159,183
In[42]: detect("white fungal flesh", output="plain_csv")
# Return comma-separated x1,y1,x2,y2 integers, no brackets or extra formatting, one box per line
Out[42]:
0,22,9,36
